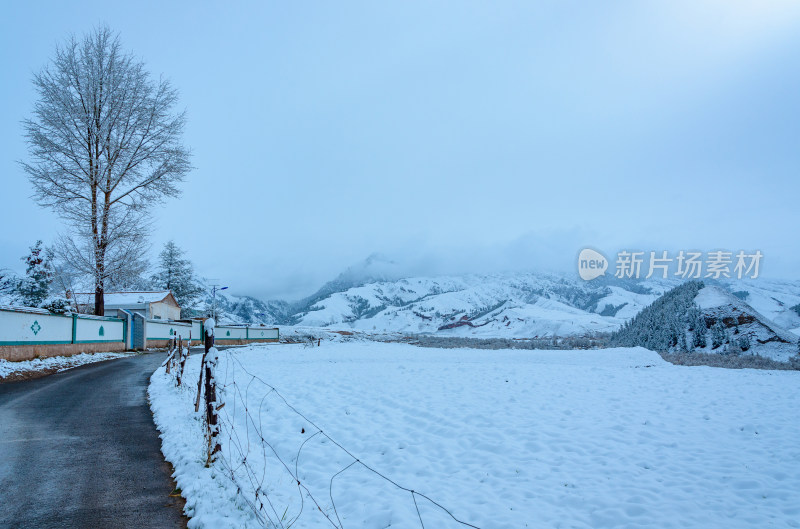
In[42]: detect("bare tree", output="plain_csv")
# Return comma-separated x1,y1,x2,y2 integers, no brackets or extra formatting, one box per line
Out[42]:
49,253,82,308
53,226,151,290
22,26,191,315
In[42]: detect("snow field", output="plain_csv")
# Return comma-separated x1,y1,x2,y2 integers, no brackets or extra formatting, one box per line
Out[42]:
150,343,800,529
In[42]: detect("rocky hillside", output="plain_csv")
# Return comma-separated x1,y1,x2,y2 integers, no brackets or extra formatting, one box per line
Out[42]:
195,290,291,325
610,281,799,361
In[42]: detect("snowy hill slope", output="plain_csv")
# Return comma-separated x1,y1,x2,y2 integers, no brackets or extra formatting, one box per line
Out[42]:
719,279,800,332
195,289,290,325
286,267,800,339
295,253,406,310
695,285,798,360
292,273,673,337
206,255,800,340
610,281,799,360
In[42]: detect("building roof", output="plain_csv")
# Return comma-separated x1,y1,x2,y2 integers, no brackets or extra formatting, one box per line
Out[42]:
74,291,179,309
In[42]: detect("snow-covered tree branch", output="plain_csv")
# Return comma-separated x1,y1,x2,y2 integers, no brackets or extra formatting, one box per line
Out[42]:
21,25,191,315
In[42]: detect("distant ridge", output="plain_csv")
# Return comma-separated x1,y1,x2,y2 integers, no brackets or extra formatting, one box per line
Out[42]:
200,256,800,346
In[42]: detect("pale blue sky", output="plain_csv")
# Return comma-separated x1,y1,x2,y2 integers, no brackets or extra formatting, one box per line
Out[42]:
1,1,799,299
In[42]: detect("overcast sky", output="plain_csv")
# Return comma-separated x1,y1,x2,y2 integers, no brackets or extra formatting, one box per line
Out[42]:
2,1,800,300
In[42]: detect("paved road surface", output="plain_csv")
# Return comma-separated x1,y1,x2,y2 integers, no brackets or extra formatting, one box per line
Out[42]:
0,353,187,529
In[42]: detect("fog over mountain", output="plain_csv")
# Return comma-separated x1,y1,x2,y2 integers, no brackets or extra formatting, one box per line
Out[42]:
3,3,800,302
208,254,800,354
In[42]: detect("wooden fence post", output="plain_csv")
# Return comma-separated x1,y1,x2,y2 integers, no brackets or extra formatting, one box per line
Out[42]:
177,332,191,387
195,328,211,412
165,338,174,374
176,335,184,386
203,320,220,466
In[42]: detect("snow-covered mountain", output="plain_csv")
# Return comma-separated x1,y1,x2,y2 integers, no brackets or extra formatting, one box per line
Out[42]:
610,281,799,360
695,285,798,360
193,287,290,325
209,255,800,340
206,254,405,325
207,293,290,325
298,253,406,309
290,273,670,337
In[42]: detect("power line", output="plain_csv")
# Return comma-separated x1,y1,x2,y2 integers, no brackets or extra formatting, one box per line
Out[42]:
209,348,481,529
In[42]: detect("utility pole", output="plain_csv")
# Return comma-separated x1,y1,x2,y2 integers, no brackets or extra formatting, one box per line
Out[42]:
210,284,228,321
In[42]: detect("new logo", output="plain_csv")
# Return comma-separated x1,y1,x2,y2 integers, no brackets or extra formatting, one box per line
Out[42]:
578,248,608,281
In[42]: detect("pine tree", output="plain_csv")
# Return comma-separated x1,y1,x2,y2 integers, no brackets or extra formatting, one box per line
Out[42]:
710,321,726,349
684,332,694,352
151,241,203,317
690,309,707,348
16,241,53,307
0,270,15,296
609,281,705,351
738,334,751,352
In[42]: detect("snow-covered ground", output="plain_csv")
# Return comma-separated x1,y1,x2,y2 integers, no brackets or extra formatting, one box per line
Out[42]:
150,342,800,529
0,351,135,380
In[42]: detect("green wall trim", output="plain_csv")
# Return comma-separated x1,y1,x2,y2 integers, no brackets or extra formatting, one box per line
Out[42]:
216,336,278,338
0,341,74,346
76,314,124,322
0,339,124,346
0,307,72,319
0,306,124,322
214,338,279,342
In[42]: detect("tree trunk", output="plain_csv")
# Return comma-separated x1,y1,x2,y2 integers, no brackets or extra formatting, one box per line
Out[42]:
94,282,104,316
94,243,106,316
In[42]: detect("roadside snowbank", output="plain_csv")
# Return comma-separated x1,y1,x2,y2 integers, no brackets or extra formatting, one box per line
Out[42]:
150,342,800,528
0,351,134,380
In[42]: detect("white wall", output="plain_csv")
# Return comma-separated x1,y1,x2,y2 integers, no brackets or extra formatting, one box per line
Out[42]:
147,320,192,340
214,326,279,341
217,326,247,340
0,307,125,345
192,320,203,341
247,327,279,340
0,309,73,344
1,309,278,354
150,301,181,321
75,316,124,343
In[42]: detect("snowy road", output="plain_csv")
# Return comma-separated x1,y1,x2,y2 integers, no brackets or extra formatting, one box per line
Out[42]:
0,353,187,528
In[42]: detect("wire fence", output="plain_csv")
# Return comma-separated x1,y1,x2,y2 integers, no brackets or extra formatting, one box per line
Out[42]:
166,337,481,529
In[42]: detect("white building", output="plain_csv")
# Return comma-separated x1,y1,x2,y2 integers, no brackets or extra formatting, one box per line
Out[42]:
74,291,182,321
